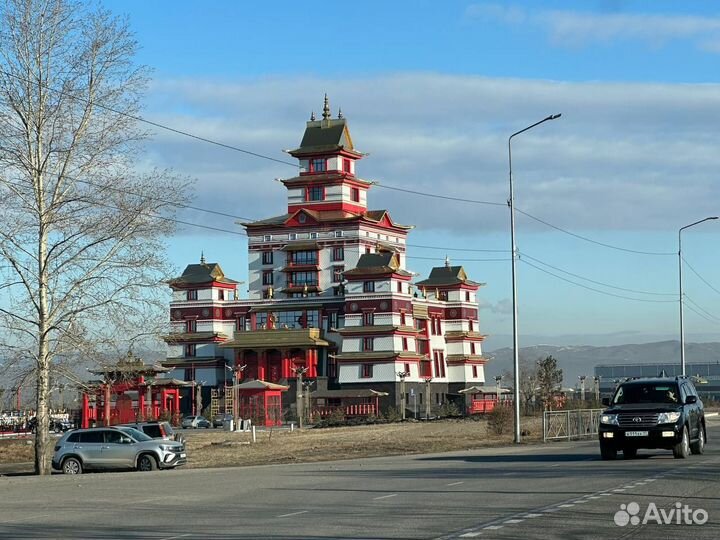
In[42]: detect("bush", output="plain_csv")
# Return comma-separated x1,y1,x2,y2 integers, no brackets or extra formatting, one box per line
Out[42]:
438,402,461,418
382,406,403,423
487,405,513,436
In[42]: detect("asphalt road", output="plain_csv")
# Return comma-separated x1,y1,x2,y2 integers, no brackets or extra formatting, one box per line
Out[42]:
0,421,718,540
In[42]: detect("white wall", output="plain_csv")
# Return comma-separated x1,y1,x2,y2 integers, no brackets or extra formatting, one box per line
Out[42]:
339,362,396,383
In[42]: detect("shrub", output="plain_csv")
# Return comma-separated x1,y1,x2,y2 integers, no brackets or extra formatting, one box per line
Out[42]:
438,402,461,418
487,405,513,436
382,406,403,423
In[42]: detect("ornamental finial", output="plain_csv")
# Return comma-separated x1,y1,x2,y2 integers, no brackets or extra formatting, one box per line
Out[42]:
322,93,330,120
200,251,206,265
445,254,450,267
310,111,316,121
337,107,343,119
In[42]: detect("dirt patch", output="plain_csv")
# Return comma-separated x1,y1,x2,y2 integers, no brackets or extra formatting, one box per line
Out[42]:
0,418,544,471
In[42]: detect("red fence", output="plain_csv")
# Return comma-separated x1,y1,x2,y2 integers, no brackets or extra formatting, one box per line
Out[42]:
468,398,513,414
312,404,377,418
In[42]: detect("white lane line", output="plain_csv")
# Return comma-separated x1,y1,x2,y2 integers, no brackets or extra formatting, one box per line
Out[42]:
613,488,626,492
484,525,504,530
542,508,560,513
447,481,465,486
599,493,612,496
523,513,542,518
504,519,524,524
559,504,575,508
574,499,589,504
646,478,657,482
588,496,601,500
460,532,482,538
160,535,191,540
550,463,561,467
373,493,398,500
276,510,309,518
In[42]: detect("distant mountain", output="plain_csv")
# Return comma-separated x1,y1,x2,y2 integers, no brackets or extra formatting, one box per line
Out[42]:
483,341,720,385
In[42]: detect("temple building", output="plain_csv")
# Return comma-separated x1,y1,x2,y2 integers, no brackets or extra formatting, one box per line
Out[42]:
163,96,490,419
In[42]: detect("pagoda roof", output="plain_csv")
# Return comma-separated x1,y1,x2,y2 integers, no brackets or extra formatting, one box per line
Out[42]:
162,331,228,344
231,379,289,391
89,353,171,376
344,252,413,278
280,172,372,187
415,265,483,288
220,328,329,349
168,260,239,287
287,112,362,158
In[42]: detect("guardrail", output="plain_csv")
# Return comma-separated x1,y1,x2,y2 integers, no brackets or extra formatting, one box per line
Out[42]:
543,408,604,442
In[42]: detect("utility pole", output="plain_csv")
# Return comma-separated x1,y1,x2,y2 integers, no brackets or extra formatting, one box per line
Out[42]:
293,366,309,428
578,375,586,403
494,374,502,404
397,371,410,420
227,363,247,431
593,375,601,403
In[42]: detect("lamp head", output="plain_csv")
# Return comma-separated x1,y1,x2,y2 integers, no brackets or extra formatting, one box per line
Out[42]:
549,113,562,120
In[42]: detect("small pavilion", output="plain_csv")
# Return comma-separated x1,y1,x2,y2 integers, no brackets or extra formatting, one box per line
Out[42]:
231,379,289,427
81,353,190,427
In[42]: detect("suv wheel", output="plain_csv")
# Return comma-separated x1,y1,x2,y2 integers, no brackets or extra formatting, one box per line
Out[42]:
62,457,83,475
137,454,158,472
673,427,690,459
690,426,705,455
623,447,637,459
600,442,617,460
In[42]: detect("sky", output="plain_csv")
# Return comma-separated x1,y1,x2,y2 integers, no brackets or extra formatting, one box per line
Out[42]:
105,0,720,350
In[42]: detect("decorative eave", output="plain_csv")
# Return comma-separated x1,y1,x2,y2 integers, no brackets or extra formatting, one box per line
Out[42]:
446,355,488,364
338,325,418,336
230,379,290,391
281,285,322,295
280,172,371,187
280,242,320,252
312,388,389,399
162,331,228,344
220,328,329,349
444,331,486,342
333,351,426,362
279,264,321,272
459,385,511,395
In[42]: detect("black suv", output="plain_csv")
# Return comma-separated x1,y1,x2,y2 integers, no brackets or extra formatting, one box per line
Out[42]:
599,376,706,460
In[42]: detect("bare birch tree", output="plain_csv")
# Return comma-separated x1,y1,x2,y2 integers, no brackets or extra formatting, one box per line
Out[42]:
0,0,191,474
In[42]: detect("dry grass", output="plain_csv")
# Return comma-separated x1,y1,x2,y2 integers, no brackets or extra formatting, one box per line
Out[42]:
0,417,544,470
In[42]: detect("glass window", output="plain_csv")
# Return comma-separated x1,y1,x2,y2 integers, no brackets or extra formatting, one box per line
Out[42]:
343,159,351,173
361,364,373,378
363,312,374,326
289,271,318,286
262,251,273,265
105,430,123,444
363,281,375,293
289,233,297,240
263,234,272,242
351,187,360,202
334,230,343,238
290,251,318,265
262,271,273,285
186,290,198,301
185,320,197,333
79,431,104,443
311,158,326,172
256,310,319,329
307,186,324,201
332,247,344,261
309,232,318,239
362,337,374,351
333,266,344,283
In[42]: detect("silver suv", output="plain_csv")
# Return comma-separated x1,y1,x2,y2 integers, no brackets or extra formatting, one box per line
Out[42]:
52,426,186,474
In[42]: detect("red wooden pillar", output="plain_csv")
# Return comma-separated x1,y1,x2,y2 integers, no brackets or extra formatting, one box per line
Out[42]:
103,384,111,426
161,389,167,417
81,393,90,428
174,390,180,414
258,351,267,381
281,350,289,379
138,390,145,421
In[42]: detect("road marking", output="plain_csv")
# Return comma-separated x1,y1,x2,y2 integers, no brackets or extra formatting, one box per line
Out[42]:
588,496,601,500
523,513,542,518
574,499,589,504
373,493,398,500
276,510,309,518
559,504,575,508
542,508,560,513
447,481,465,486
550,463,561,467
160,535,191,540
613,488,625,492
460,533,482,538
599,493,612,496
483,525,503,530
646,478,657,482
504,519,524,524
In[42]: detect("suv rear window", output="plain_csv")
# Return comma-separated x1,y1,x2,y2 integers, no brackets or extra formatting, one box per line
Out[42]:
613,383,680,405
143,425,161,438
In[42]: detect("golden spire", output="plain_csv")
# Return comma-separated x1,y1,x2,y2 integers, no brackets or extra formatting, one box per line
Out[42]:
322,94,331,120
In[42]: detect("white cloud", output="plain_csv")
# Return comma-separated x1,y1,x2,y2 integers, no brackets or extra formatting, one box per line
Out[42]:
466,3,720,51
142,73,720,238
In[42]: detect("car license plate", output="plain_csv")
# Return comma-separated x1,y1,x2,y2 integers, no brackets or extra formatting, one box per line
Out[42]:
180,453,186,458
625,431,648,437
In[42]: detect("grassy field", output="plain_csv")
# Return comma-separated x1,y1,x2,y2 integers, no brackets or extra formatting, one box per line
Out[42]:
0,417,543,471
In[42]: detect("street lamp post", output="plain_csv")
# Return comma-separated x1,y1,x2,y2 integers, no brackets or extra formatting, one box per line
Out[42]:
226,363,247,430
423,376,433,420
679,217,718,376
578,375,586,402
509,113,561,444
494,374,502,404
397,371,410,420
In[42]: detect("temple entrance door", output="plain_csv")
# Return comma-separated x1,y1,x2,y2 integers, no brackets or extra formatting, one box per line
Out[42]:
244,351,259,380
114,394,134,424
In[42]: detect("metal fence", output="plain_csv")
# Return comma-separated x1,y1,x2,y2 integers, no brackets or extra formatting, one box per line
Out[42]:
543,408,603,442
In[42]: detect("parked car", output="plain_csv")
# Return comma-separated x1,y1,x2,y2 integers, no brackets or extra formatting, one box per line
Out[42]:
52,426,186,475
213,413,233,428
119,421,185,444
26,417,74,433
181,415,211,429
599,376,706,460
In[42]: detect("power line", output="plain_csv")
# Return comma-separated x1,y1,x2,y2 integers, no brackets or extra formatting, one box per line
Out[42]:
519,251,676,296
684,302,720,326
515,208,675,256
684,295,720,324
372,181,506,207
682,257,720,297
520,258,676,304
0,68,299,169
407,244,509,253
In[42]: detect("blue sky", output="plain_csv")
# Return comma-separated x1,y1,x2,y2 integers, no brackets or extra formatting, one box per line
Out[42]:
106,1,720,349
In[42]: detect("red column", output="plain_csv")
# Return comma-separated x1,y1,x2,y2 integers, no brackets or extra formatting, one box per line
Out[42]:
174,390,180,414
308,349,317,378
138,390,145,421
281,350,289,379
161,389,167,417
258,351,267,381
82,393,90,428
103,385,111,426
